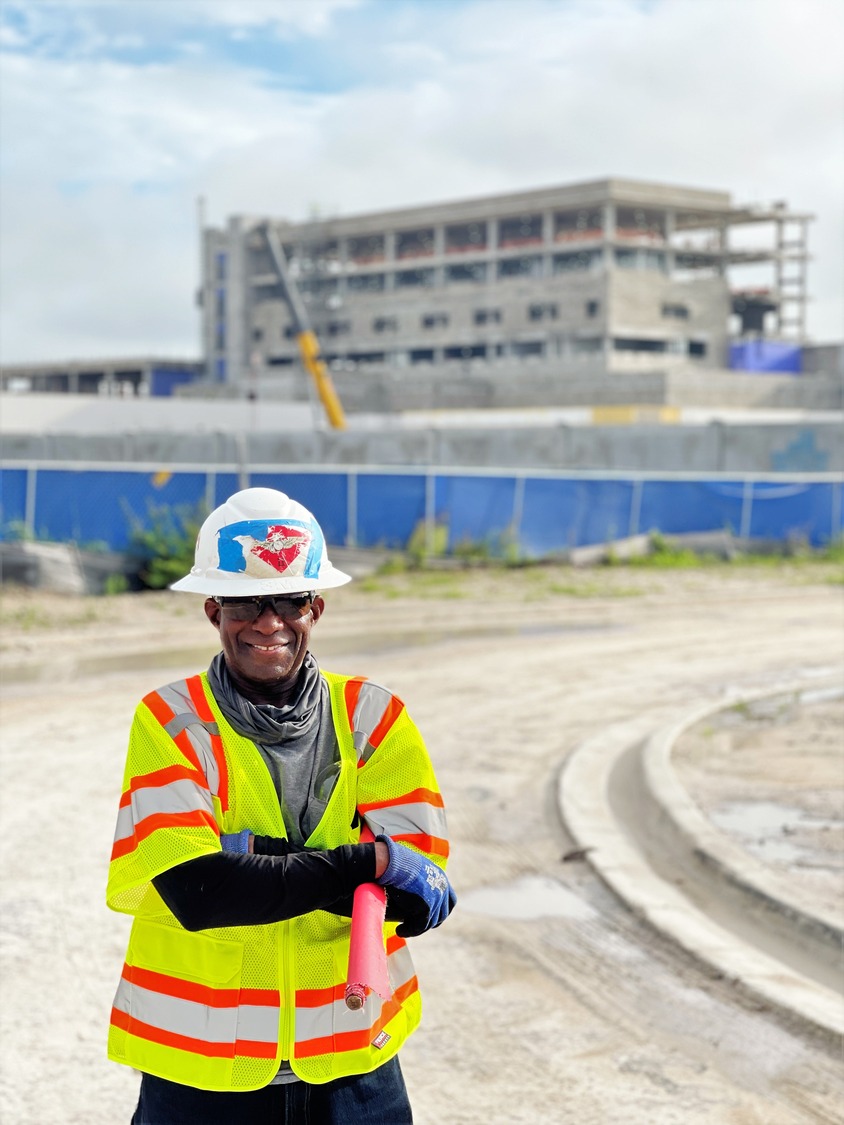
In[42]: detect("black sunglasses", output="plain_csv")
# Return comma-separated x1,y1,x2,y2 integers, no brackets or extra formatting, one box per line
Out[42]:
213,594,315,622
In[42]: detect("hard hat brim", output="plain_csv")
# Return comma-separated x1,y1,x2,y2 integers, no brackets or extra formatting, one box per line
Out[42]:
170,564,352,596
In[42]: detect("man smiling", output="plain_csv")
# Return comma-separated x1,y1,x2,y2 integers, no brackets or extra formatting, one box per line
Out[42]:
106,487,455,1124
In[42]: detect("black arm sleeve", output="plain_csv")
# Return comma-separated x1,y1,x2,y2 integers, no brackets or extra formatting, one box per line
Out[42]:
152,844,378,932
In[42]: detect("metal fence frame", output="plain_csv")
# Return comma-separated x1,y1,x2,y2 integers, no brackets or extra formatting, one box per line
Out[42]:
1,460,842,555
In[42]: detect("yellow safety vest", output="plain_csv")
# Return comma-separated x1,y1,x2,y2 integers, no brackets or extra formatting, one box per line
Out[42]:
106,669,448,1091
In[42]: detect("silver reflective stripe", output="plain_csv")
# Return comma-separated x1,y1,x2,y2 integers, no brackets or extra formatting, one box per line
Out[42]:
362,801,448,841
114,977,279,1045
387,943,416,993
165,713,220,740
131,778,214,824
296,994,377,1042
351,682,398,764
113,805,134,847
294,949,417,1043
112,778,214,849
155,680,222,798
181,725,221,797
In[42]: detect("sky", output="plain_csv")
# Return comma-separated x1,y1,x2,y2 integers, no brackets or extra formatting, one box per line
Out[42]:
1,0,842,365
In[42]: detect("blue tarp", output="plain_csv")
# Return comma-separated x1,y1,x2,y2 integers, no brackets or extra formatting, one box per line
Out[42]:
729,340,802,373
0,466,839,552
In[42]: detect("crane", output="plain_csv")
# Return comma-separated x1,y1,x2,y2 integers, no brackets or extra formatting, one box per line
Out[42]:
262,224,347,430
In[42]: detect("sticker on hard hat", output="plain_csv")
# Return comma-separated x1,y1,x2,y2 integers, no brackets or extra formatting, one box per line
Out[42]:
216,518,323,579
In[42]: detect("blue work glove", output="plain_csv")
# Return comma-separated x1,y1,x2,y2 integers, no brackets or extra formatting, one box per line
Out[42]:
220,829,252,854
375,834,456,937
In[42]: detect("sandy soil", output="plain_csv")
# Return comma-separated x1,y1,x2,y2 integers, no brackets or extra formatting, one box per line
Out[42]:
1,562,842,1124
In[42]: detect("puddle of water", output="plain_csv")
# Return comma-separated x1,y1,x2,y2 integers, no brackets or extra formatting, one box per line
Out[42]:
460,875,594,921
710,800,842,865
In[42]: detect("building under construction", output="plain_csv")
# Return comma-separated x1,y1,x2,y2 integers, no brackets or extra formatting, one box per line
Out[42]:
200,177,812,400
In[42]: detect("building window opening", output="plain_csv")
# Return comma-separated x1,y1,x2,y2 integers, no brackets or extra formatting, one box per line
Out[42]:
395,267,435,289
662,303,689,319
528,302,558,321
512,340,545,358
474,308,502,325
299,240,340,272
347,350,386,364
444,344,487,361
688,340,707,357
614,248,638,269
410,348,435,364
283,324,297,340
445,261,487,283
373,316,398,333
613,337,667,353
499,214,542,248
326,320,352,337
616,207,666,242
445,221,488,254
573,337,602,355
348,273,385,292
498,255,543,280
215,252,227,281
396,227,435,259
251,327,263,341
267,355,294,367
553,250,600,272
554,209,602,242
422,312,449,329
585,299,600,318
347,234,385,264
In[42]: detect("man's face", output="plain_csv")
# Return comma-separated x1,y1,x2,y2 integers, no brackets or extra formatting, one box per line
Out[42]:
204,594,325,703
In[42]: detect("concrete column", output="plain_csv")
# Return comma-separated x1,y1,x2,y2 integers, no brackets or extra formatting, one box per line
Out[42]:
433,225,445,286
384,231,396,290
226,216,250,391
664,208,676,276
543,210,553,278
602,202,616,269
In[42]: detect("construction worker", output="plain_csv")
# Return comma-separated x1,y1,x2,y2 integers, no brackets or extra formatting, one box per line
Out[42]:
106,487,455,1124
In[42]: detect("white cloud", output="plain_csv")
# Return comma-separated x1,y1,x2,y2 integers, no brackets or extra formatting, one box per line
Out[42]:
1,0,843,364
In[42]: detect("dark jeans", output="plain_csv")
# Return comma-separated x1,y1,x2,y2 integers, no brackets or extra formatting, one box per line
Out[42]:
131,1057,413,1124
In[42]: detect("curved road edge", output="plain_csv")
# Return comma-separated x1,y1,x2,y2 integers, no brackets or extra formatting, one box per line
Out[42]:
558,681,844,1041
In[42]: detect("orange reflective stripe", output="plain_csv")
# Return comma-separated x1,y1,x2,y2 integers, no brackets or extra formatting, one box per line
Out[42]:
368,695,404,750
392,832,449,859
294,976,419,1059
295,982,347,1008
119,764,208,808
187,676,230,811
142,689,174,726
120,965,281,1008
386,933,407,956
343,677,366,728
357,787,444,814
144,689,203,774
110,809,218,861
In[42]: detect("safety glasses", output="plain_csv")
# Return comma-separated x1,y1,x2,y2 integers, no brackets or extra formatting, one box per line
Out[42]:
213,594,315,622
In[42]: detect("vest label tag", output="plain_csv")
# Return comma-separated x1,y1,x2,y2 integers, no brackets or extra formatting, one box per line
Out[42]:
372,1031,391,1050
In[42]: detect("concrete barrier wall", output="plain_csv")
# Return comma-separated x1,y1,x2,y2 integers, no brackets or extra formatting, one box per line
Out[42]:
2,420,842,473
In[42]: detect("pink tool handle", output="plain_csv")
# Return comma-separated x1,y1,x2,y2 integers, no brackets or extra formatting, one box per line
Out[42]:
345,825,392,1011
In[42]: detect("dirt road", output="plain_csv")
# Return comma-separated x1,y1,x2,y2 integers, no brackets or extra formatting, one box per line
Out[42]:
1,562,842,1124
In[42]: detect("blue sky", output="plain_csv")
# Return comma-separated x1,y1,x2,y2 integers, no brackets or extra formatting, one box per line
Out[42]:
1,0,842,363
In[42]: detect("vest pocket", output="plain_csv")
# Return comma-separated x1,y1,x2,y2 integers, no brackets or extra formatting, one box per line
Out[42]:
120,918,244,1057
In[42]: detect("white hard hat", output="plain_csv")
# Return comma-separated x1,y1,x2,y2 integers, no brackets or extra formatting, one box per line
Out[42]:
170,487,352,595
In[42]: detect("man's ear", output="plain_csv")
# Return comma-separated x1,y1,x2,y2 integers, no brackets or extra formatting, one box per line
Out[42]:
310,595,326,625
204,598,222,629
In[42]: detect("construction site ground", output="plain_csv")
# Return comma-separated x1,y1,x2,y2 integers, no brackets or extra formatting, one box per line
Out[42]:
0,560,842,1124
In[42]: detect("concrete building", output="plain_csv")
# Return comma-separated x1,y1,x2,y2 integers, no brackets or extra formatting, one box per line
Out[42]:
200,177,812,396
0,356,201,397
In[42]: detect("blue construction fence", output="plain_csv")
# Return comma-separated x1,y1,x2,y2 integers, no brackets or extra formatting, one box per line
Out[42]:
1,463,841,556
